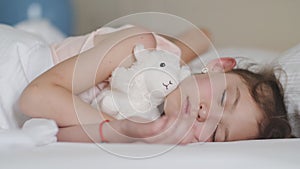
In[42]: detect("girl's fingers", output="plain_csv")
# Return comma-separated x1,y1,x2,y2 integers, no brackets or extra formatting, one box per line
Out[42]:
119,116,168,138
114,113,199,144
156,115,196,144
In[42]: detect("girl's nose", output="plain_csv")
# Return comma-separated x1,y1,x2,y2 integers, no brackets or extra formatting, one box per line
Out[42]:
196,103,208,122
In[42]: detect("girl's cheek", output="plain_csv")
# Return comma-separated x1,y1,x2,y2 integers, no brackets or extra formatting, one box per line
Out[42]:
164,90,180,116
197,78,212,102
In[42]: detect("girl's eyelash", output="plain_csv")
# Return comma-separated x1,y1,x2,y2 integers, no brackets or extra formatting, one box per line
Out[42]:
221,89,226,106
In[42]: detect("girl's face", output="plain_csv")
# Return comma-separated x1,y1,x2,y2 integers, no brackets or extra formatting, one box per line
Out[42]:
164,72,263,142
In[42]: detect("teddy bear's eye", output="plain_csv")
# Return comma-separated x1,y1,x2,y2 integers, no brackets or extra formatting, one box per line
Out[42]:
160,62,166,67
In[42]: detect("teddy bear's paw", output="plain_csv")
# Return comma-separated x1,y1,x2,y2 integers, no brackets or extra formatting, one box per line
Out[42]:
100,95,119,116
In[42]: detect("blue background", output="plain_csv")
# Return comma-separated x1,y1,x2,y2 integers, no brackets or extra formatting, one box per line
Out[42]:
0,0,74,35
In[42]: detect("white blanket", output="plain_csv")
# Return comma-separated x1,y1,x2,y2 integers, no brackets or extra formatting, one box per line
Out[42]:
0,24,54,129
0,24,58,148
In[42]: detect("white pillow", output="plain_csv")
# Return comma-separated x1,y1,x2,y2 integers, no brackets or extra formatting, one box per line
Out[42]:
276,44,300,137
218,47,279,63
15,19,65,44
276,44,300,115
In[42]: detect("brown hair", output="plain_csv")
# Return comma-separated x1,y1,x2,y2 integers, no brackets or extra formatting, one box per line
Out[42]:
229,67,292,139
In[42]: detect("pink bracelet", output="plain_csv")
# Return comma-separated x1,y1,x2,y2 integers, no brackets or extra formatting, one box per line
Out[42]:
99,119,110,143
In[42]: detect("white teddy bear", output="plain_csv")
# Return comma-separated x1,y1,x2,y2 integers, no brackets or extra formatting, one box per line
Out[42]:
91,44,191,120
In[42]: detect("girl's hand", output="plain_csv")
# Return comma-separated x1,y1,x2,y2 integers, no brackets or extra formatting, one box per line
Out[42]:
141,115,199,145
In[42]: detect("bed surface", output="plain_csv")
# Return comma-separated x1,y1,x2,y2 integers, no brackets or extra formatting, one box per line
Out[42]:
2,138,299,169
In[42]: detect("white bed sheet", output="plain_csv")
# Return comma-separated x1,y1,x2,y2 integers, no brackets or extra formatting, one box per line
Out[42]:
1,138,299,169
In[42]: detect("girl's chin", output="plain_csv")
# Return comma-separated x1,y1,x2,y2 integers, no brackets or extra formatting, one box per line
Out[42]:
163,98,181,116
163,88,182,116
164,107,179,116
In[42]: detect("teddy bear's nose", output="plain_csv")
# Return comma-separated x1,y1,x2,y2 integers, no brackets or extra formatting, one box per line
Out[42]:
163,80,173,90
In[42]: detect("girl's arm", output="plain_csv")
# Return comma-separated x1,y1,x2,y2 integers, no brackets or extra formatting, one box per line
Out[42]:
160,28,211,64
20,26,210,143
19,27,156,127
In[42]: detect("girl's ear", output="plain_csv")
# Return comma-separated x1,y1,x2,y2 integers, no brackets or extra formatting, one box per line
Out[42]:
206,57,236,72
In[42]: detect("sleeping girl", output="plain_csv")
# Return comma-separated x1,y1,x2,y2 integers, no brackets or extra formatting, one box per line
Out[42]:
8,24,291,144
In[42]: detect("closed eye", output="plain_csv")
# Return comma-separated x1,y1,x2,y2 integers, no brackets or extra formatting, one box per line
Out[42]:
212,125,219,142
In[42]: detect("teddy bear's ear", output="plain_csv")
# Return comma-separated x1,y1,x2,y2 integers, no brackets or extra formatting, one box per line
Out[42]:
133,44,145,60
